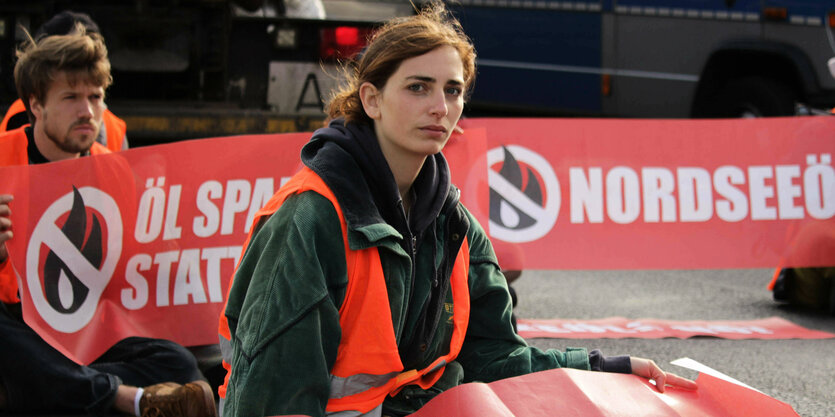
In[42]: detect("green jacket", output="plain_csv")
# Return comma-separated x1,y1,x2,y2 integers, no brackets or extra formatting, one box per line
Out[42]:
222,120,597,417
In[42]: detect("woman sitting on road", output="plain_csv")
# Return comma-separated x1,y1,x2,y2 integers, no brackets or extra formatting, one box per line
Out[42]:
218,2,697,416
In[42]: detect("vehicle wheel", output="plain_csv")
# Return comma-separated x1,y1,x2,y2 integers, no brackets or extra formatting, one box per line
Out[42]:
698,76,796,118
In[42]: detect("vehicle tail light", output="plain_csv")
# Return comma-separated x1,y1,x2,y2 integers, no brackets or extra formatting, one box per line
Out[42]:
829,12,835,27
601,73,612,97
320,26,374,61
763,7,788,21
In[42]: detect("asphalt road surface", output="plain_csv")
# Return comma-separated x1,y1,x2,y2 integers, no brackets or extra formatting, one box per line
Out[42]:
513,268,835,417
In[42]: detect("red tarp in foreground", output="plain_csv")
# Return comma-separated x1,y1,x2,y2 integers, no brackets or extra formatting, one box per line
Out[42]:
408,368,800,417
516,316,835,339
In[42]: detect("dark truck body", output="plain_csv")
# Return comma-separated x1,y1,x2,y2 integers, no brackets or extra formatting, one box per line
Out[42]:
0,0,414,145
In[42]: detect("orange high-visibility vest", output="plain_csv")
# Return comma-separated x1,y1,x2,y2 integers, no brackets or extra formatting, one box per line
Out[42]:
0,100,25,132
1,99,127,152
101,110,127,151
0,127,109,303
0,126,108,165
218,167,471,415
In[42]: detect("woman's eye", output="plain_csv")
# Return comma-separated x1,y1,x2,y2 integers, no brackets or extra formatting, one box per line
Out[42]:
446,87,462,96
408,84,425,92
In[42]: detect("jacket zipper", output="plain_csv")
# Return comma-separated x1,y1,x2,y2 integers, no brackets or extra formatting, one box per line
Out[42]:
397,199,418,345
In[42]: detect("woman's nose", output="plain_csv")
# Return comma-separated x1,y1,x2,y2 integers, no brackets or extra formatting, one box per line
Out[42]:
429,90,448,117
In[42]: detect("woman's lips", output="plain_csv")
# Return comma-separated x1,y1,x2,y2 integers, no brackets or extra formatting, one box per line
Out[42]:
421,125,448,138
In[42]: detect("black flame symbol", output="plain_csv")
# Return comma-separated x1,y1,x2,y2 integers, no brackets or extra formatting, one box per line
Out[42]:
490,146,543,229
43,186,103,313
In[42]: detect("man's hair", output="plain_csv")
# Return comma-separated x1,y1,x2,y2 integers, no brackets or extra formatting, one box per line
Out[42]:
327,0,476,124
35,10,101,39
14,24,112,122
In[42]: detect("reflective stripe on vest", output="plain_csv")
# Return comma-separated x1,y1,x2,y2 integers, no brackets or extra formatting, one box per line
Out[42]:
217,167,471,415
327,405,382,417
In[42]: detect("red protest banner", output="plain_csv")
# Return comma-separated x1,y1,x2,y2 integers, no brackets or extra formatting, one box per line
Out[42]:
0,130,487,364
408,368,800,417
516,316,834,340
3,117,834,364
461,116,835,269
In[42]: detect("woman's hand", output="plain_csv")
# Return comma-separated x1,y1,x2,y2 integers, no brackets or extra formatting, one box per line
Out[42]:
630,357,698,393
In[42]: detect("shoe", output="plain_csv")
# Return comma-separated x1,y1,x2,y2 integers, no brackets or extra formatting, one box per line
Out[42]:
772,268,792,302
140,380,217,417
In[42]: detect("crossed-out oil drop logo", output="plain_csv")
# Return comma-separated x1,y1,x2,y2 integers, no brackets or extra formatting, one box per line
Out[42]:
487,145,560,243
26,186,122,333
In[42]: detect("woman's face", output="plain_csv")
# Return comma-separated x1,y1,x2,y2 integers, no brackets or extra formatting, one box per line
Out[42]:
361,45,465,164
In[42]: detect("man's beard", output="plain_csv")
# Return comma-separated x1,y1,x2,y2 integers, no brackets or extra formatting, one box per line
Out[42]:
43,117,99,154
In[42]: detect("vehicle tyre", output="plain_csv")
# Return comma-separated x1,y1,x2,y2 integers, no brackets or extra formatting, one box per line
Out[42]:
699,76,797,118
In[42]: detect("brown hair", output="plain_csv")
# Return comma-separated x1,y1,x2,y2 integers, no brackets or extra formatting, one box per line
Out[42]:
14,24,112,121
327,1,476,124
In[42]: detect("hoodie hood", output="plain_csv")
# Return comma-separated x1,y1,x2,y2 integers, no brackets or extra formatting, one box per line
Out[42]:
301,118,451,237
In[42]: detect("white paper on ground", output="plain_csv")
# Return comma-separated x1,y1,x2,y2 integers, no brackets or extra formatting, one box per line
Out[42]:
670,357,763,394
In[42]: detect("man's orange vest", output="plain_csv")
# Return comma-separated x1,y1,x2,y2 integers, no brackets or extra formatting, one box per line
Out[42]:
0,127,109,303
1,99,127,152
218,167,471,415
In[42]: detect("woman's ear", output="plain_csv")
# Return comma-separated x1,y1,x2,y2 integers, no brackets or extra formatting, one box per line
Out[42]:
359,82,382,120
